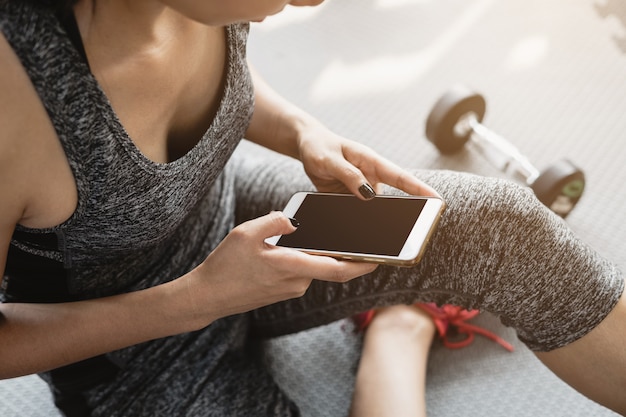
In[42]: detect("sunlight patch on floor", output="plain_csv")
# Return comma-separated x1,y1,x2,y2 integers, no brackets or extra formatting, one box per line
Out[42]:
309,0,496,102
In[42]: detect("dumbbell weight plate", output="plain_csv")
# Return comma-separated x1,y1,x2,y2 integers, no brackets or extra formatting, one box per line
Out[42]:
425,85,486,154
531,160,585,218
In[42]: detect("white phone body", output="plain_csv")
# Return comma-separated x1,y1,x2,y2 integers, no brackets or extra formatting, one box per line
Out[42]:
265,192,446,267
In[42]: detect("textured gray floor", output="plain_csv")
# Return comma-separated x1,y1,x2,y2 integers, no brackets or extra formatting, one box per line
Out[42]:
2,0,625,416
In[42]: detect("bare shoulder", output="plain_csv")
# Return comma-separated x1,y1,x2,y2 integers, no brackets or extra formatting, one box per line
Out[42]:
0,32,34,225
0,32,77,232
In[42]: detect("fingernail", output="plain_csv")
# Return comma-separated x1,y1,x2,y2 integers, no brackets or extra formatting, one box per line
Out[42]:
358,183,376,200
288,217,300,228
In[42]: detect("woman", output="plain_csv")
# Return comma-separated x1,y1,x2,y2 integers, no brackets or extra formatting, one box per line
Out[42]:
0,1,624,416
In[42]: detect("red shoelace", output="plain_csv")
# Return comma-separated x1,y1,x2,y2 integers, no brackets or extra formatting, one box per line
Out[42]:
353,303,514,352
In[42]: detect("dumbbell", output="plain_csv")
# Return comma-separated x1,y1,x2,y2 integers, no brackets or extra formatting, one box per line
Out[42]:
425,85,585,218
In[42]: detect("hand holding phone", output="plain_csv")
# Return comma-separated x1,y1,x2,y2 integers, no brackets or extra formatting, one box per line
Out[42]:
265,192,445,267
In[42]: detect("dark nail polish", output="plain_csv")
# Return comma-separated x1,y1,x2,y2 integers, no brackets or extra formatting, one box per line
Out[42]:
358,183,376,200
288,217,300,228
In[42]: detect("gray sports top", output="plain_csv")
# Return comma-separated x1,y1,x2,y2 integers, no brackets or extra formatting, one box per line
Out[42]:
1,1,254,302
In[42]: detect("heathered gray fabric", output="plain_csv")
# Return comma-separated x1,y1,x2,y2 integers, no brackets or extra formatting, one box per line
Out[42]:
1,1,624,416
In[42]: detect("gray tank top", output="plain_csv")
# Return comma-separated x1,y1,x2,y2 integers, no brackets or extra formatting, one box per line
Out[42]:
1,1,254,301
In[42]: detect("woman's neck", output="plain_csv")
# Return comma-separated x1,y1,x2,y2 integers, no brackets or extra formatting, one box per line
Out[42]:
73,0,198,64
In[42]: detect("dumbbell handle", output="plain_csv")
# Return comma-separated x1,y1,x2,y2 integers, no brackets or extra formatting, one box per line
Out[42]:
465,115,541,184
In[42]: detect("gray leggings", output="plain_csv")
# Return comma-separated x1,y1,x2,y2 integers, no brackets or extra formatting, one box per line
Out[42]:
85,148,623,417
234,148,623,352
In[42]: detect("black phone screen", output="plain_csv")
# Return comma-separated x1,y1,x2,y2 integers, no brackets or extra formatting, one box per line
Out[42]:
277,194,426,256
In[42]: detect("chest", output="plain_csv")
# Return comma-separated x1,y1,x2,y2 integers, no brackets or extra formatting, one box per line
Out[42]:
15,20,249,232
89,26,228,164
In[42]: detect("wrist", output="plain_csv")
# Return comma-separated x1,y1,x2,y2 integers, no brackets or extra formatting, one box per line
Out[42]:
247,95,322,160
279,110,320,160
162,271,217,333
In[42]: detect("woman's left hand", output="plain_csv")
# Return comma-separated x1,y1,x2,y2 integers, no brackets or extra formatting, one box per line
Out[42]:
297,122,440,199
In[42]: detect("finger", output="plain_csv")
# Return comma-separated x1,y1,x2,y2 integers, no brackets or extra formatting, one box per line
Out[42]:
324,259,379,283
373,161,440,197
289,0,325,6
305,256,379,283
324,158,377,201
342,145,440,198
239,211,298,242
269,247,379,282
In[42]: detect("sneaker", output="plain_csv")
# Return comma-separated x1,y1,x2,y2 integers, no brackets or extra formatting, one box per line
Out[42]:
353,303,514,352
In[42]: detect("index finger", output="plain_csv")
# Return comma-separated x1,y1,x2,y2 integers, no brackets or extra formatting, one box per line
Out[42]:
374,160,440,197
313,256,379,283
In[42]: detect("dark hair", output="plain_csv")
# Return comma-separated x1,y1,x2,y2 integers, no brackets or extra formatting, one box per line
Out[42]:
26,0,78,12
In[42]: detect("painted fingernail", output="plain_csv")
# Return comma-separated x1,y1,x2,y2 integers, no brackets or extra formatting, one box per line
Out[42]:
358,183,376,200
288,217,300,228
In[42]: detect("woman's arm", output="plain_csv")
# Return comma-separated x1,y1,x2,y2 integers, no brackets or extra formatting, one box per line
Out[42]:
244,64,439,199
0,275,196,379
243,64,312,159
0,34,200,379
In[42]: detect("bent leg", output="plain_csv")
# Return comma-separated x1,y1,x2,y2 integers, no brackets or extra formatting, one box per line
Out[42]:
253,168,623,351
231,147,625,413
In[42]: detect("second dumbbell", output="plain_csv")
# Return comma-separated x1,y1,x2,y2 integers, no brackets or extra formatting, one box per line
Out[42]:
425,85,585,218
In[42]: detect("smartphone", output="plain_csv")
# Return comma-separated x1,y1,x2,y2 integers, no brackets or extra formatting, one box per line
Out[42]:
265,192,446,267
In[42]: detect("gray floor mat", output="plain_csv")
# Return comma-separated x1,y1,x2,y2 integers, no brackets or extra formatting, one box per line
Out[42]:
2,0,624,415
264,314,619,417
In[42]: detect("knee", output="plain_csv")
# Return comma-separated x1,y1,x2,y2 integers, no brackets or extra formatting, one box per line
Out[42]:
432,172,554,234
463,174,543,215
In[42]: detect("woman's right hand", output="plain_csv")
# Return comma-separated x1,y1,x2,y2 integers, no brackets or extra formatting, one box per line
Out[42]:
182,211,377,327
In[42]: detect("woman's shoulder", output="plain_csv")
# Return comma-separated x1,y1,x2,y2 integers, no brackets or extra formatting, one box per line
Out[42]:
0,1,46,25
0,31,38,158
0,32,38,226
0,0,67,56
0,0,89,115
0,30,74,228
0,0,62,72
0,2,63,147
0,29,48,165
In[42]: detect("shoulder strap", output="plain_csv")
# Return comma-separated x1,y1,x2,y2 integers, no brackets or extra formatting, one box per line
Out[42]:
55,7,89,67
